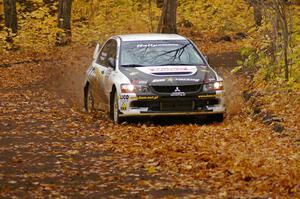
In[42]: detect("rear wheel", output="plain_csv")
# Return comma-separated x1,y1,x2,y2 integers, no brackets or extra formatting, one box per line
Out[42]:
84,84,94,113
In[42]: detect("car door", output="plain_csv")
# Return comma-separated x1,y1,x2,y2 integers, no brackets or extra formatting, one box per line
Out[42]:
86,44,100,93
92,40,113,105
102,39,118,104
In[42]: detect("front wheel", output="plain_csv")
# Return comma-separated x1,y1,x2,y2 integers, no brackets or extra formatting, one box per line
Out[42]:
110,91,122,124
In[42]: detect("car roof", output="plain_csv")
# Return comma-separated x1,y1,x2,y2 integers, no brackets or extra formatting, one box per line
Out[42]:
117,33,187,42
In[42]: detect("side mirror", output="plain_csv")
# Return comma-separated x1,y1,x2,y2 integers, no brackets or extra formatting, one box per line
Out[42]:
204,55,209,64
93,43,101,60
108,57,116,69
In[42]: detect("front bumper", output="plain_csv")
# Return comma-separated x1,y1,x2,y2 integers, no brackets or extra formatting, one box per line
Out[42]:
119,110,225,117
118,91,225,117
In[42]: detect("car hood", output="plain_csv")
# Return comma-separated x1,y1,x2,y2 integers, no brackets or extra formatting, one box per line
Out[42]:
119,65,217,86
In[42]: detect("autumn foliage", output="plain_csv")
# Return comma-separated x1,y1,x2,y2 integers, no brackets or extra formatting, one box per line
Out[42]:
0,0,300,198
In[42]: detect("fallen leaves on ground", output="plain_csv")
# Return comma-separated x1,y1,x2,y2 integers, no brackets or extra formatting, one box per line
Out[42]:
0,46,299,198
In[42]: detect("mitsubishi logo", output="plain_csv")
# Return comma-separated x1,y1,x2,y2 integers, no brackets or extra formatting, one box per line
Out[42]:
174,87,181,92
171,86,186,97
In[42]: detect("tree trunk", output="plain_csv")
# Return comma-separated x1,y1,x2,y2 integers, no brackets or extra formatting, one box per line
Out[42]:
148,0,153,32
277,1,289,81
3,0,18,35
249,0,262,26
253,6,262,26
57,0,72,46
157,0,177,33
156,0,164,8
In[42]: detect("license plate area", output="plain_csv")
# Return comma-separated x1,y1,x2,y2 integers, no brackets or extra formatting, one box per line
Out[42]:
161,100,194,111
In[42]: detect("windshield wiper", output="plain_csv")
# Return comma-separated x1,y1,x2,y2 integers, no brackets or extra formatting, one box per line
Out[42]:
121,64,146,67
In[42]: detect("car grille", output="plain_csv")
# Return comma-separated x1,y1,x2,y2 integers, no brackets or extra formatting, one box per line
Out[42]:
151,84,202,94
131,98,219,112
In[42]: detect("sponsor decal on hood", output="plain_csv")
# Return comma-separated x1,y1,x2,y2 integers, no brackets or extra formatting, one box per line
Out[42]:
135,66,197,76
119,65,217,86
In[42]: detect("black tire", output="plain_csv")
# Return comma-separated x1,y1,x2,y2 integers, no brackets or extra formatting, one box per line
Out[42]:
110,91,122,124
207,113,224,122
84,84,94,113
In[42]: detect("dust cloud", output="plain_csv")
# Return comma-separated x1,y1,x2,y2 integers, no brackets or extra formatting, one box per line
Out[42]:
46,46,94,108
208,51,245,118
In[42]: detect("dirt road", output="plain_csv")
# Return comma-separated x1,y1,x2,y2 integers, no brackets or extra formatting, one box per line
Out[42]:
0,46,299,198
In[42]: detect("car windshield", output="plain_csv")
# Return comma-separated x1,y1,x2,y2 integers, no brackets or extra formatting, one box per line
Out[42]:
120,40,205,67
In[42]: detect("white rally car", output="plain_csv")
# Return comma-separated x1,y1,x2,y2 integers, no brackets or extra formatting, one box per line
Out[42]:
84,34,225,124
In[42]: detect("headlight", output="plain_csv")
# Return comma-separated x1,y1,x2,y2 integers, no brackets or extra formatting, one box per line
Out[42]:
120,84,149,93
213,81,223,90
203,81,224,91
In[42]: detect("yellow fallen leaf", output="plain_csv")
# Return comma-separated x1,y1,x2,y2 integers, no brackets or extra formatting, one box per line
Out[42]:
66,150,79,155
147,166,157,174
184,165,193,170
59,99,66,104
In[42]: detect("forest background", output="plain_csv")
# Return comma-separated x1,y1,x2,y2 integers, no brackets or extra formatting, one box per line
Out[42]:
0,0,299,86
